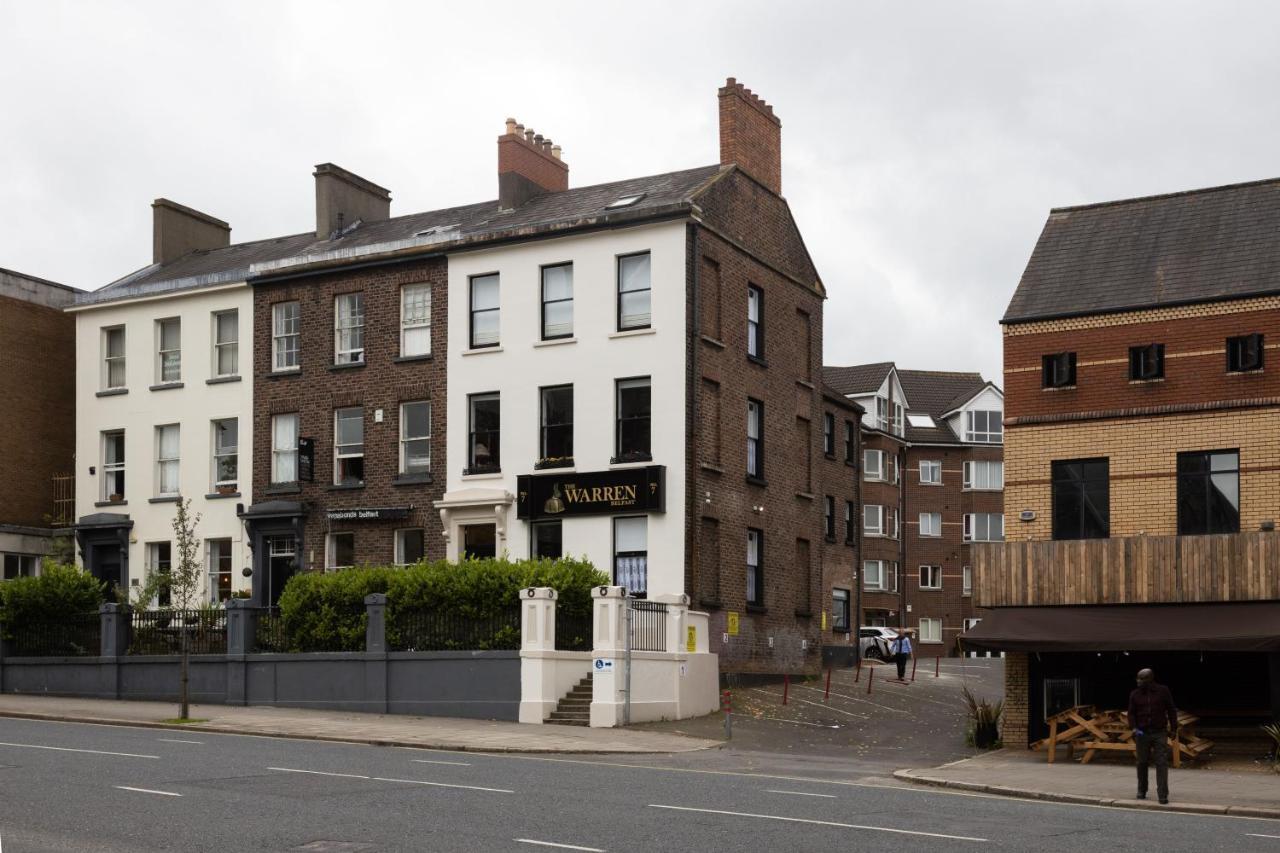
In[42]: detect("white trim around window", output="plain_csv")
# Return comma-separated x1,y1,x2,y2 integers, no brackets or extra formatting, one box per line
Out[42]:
963,512,1004,542
918,512,942,537
919,617,942,644
918,564,942,590
963,460,1004,491
399,401,431,476
212,309,239,377
272,301,301,371
400,283,431,357
155,424,180,497
919,459,941,484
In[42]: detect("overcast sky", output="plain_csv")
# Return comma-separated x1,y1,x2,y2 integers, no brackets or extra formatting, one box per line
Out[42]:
4,1,1279,384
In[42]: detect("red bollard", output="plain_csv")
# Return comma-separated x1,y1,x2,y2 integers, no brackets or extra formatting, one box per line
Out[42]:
910,656,918,682
935,656,941,678
854,658,862,683
824,667,832,701
866,664,875,694
782,673,790,705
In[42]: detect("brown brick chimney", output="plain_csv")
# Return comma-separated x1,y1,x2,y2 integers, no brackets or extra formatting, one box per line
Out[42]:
718,78,782,196
314,163,391,240
498,118,568,210
152,199,230,265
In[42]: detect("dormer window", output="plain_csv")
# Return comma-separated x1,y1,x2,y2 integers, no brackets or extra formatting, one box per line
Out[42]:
1129,343,1164,380
1041,352,1076,388
1227,334,1264,373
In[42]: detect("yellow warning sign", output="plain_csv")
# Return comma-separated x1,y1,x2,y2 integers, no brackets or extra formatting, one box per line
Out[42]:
686,625,697,652
727,611,739,636
821,610,828,630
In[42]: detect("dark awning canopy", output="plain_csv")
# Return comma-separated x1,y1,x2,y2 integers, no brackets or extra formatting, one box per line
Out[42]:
961,602,1280,653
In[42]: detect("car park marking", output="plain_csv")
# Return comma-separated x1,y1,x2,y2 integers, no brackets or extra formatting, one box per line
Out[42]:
372,776,513,794
0,741,159,759
412,759,472,766
268,766,371,779
515,840,605,851
647,804,987,842
767,789,837,798
158,738,204,744
114,786,182,797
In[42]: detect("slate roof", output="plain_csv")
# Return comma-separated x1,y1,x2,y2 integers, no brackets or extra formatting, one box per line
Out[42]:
1004,176,1280,323
821,362,894,397
897,369,989,444
77,165,726,307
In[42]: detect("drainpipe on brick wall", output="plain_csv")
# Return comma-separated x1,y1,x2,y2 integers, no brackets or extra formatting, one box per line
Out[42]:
898,444,908,631
853,424,863,663
687,223,702,607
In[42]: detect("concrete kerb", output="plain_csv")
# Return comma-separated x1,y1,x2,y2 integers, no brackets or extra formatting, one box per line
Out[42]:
893,768,1280,820
0,708,723,755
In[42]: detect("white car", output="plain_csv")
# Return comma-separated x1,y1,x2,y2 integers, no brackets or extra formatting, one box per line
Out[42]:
858,626,899,661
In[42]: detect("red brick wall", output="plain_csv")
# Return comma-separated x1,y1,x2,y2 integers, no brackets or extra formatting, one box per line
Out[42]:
251,258,447,571
718,78,782,196
497,133,568,193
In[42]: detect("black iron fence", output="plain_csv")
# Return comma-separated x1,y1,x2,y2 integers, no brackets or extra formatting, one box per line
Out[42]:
3,614,101,657
555,611,593,652
129,609,227,656
254,607,287,653
388,605,521,652
629,600,668,652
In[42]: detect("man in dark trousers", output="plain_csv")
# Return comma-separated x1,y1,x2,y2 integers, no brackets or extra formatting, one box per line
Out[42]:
1128,668,1178,804
891,628,913,681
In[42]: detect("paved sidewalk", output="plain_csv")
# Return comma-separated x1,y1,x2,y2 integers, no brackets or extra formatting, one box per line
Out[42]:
896,747,1280,819
0,694,719,754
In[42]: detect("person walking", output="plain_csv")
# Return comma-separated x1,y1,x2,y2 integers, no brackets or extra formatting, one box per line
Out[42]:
1128,668,1178,804
891,628,913,681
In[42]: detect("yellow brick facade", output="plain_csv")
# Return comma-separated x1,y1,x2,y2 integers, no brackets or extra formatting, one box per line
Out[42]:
1005,407,1280,540
1002,294,1280,336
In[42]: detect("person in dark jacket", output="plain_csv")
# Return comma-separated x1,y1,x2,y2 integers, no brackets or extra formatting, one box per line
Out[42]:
1127,668,1178,804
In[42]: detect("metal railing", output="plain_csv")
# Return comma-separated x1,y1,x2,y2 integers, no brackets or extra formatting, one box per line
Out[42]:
254,607,287,653
629,600,668,652
4,614,100,657
555,611,593,652
128,609,227,655
388,605,521,652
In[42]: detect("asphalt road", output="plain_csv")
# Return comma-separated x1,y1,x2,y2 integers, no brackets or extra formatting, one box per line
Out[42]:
0,717,1277,852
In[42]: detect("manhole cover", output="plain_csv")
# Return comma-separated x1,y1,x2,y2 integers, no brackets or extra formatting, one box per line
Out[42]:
293,843,375,852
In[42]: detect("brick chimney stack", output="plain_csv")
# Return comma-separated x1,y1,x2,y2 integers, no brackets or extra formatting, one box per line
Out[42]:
718,78,782,196
152,199,231,265
314,163,391,240
498,117,568,210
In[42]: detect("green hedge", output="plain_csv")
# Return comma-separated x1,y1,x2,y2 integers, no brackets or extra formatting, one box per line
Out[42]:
0,562,105,636
276,557,607,652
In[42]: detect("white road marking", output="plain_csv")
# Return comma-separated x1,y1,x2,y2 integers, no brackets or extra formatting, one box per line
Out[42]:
0,741,158,759
158,738,204,744
412,759,472,766
1247,834,1280,839
648,804,987,842
756,715,841,729
114,785,182,797
767,789,837,799
372,776,513,794
267,766,370,780
515,840,605,852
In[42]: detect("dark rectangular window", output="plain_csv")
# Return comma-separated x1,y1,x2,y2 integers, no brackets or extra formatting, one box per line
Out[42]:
467,393,500,474
1177,450,1240,535
1051,458,1110,540
533,520,563,560
1227,334,1264,372
832,588,850,632
747,284,764,360
1129,343,1164,380
824,496,836,540
1041,352,1076,388
747,398,764,480
469,273,500,349
823,413,835,456
746,528,763,606
538,385,573,467
844,420,855,462
845,500,855,544
541,263,573,340
614,377,651,463
617,252,651,331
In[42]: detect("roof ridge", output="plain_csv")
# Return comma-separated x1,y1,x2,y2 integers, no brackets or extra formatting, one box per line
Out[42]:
1050,174,1280,214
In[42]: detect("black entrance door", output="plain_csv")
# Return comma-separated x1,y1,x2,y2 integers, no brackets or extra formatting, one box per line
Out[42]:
97,554,122,601
462,524,496,559
266,535,297,606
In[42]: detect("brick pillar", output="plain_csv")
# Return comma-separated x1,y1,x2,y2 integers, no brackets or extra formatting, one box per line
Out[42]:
520,587,557,652
1003,652,1030,748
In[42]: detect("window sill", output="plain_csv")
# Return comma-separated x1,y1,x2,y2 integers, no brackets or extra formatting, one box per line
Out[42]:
824,536,837,544
534,458,575,471
1041,385,1076,392
844,539,855,547
610,455,653,467
823,453,836,461
745,604,767,614
748,355,768,368
746,475,767,487
699,463,724,474
148,496,180,504
326,483,366,491
961,487,1003,493
920,639,944,645
699,335,725,349
609,327,655,340
919,482,944,487
328,361,366,372
1128,377,1165,385
96,388,128,398
795,379,815,389
1227,367,1264,375
149,382,184,392
534,337,576,349
206,375,242,385
205,491,241,500
462,470,503,480
94,500,128,507
845,460,857,468
393,354,433,364
698,598,723,610
392,473,433,486
462,346,504,357
795,492,815,501
920,586,943,592
264,483,301,495
266,369,301,379
794,609,813,619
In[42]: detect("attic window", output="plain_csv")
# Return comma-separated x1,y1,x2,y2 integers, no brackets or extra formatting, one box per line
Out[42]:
907,414,936,428
414,223,459,238
605,193,646,210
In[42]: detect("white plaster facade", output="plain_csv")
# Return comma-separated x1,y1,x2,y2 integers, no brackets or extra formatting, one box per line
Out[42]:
71,283,253,602
440,221,688,598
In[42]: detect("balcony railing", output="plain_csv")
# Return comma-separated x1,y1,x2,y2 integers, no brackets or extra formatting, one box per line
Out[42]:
973,531,1280,608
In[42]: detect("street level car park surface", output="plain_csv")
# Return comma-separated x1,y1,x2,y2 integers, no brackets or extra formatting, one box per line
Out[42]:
0,716,1278,852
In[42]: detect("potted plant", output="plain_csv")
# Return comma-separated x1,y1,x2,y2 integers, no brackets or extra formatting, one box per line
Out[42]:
962,686,1003,749
108,493,124,503
216,484,237,496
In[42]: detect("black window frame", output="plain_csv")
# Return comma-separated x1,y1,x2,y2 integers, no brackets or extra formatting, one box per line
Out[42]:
746,397,764,481
537,384,574,469
540,262,574,341
845,500,855,544
746,528,764,607
822,412,835,457
844,420,855,463
616,251,652,332
1051,458,1110,540
831,588,850,633
747,283,764,362
532,519,563,560
1176,449,1240,535
466,392,501,475
1227,333,1264,373
823,495,836,541
468,273,501,350
613,376,652,464
1041,352,1077,388
1128,343,1165,380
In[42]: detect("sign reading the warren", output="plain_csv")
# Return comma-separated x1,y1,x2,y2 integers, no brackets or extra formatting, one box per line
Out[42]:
325,506,411,522
517,466,664,519
298,438,315,483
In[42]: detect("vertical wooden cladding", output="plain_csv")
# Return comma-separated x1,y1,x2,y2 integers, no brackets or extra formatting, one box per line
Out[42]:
974,532,1280,607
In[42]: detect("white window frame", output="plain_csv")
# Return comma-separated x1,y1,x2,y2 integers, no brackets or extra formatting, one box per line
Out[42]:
892,401,904,437
2,553,40,580
334,293,365,364
831,588,850,632
919,460,941,484
963,460,1004,491
400,283,431,357
964,513,1005,542
863,449,885,481
207,538,233,602
918,512,942,537
334,407,365,486
212,309,239,377
146,541,172,605
963,565,973,596
862,559,886,592
394,528,426,565
966,410,1003,444
271,413,299,484
101,429,126,501
919,564,942,590
541,263,574,340
399,401,431,476
211,417,238,490
155,424,180,497
617,251,652,331
102,326,127,390
326,532,355,572
919,617,942,644
863,504,884,536
272,301,301,371
156,317,181,383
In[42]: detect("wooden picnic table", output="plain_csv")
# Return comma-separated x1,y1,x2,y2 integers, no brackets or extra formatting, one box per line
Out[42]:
1033,705,1212,766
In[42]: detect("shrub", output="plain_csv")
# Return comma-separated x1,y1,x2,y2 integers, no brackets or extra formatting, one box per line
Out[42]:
962,685,1004,750
0,562,106,636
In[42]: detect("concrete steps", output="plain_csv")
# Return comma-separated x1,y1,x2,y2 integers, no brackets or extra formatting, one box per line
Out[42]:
547,675,593,726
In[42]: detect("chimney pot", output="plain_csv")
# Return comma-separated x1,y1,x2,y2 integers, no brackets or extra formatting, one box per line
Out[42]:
534,133,544,146
515,123,525,136
498,118,569,210
551,144,562,160
151,199,231,265
505,118,518,135
313,163,391,240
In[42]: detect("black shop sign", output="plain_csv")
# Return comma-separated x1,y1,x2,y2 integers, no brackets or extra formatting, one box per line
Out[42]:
326,506,411,522
517,466,664,520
